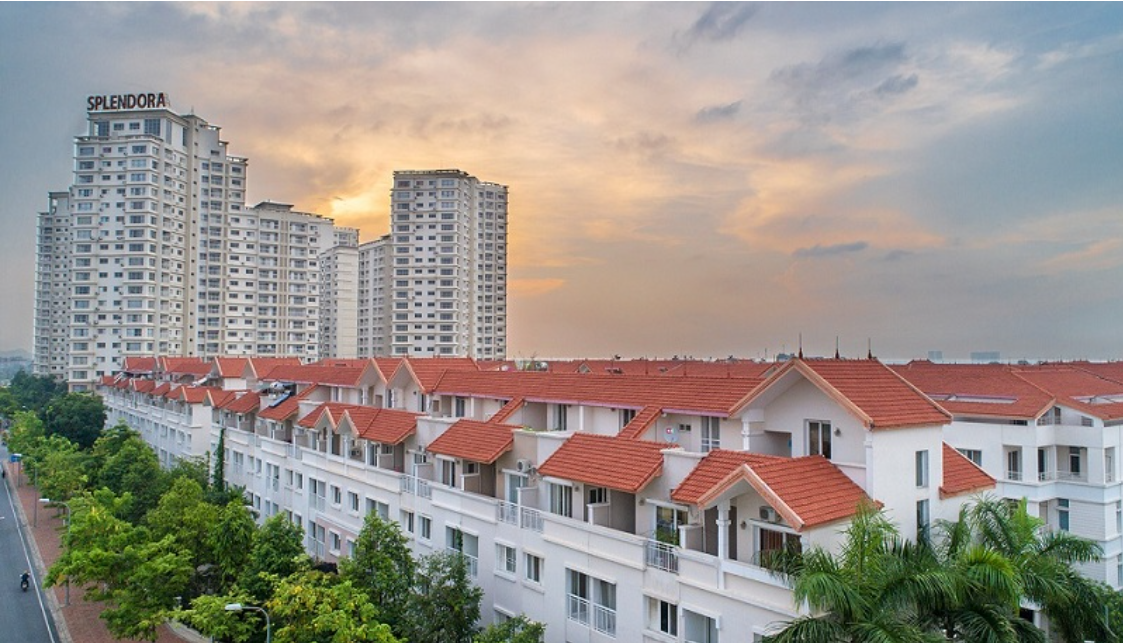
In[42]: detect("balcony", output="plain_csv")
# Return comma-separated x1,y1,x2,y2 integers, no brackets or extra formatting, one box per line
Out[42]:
645,539,679,574
400,474,432,499
496,501,544,533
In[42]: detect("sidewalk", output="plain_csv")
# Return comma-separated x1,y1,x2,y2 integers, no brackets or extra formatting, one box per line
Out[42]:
3,460,207,643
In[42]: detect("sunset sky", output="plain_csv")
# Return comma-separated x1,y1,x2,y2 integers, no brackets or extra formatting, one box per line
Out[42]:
2,3,1122,361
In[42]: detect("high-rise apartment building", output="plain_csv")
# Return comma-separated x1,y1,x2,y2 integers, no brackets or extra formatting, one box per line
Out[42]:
367,169,508,359
33,94,352,389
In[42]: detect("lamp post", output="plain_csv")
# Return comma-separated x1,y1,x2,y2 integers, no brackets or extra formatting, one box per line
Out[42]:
225,602,271,643
41,498,71,605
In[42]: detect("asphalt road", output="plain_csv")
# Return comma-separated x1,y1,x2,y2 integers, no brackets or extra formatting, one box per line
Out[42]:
0,442,60,643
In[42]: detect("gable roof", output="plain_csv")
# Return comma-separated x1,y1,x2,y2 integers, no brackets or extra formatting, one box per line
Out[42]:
489,397,525,424
259,385,318,421
221,391,260,413
617,405,662,440
671,450,786,504
735,359,951,429
121,356,158,374
426,419,516,464
341,407,421,445
537,434,676,493
1011,366,1123,421
259,364,367,388
940,443,996,499
160,357,212,377
297,402,365,429
677,451,872,531
391,357,480,392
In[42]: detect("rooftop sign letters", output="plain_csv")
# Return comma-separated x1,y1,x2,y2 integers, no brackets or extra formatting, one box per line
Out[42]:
87,92,169,112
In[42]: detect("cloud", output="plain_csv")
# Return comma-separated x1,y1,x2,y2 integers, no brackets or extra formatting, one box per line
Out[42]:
508,278,567,297
695,100,743,123
677,2,758,51
873,73,919,97
792,241,869,258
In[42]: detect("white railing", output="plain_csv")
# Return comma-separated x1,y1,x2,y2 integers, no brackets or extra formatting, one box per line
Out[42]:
567,595,589,626
593,604,616,636
310,494,326,512
646,539,679,574
400,475,432,499
497,501,518,525
1006,470,1022,481
520,506,544,532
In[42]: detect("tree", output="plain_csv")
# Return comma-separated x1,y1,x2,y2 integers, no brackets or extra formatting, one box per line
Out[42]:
404,551,483,643
266,570,400,643
239,514,309,603
178,591,262,643
209,500,257,589
145,476,221,590
92,424,167,523
36,434,89,503
5,409,44,456
475,615,545,643
213,425,226,492
340,512,416,636
45,391,106,449
8,370,67,415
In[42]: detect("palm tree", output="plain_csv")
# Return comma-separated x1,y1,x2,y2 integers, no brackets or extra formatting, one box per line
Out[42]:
763,502,955,643
966,496,1109,643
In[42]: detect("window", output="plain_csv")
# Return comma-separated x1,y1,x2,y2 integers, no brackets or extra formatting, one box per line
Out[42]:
917,499,930,541
496,543,517,575
418,515,431,541
1069,447,1082,477
621,408,637,428
400,509,415,534
587,486,608,505
454,396,466,417
549,482,573,518
1058,499,1070,532
329,531,342,554
915,450,929,488
701,417,720,452
330,485,342,506
348,491,360,513
567,570,616,636
648,597,678,637
683,610,718,643
808,420,832,459
555,404,568,431
446,527,479,577
655,505,688,545
524,553,542,584
957,448,983,467
366,498,390,520
1007,449,1022,480
441,459,458,487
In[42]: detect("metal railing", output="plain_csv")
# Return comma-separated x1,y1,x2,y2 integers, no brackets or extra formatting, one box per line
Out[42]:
1005,470,1022,481
645,539,680,574
495,501,544,533
400,475,432,499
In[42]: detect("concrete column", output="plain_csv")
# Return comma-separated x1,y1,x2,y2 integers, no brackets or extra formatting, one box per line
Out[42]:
741,418,751,451
716,501,731,560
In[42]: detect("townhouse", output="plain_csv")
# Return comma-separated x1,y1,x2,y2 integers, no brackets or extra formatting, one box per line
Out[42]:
101,356,993,642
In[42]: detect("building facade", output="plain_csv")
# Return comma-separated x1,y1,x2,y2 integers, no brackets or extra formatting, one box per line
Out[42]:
32,95,353,389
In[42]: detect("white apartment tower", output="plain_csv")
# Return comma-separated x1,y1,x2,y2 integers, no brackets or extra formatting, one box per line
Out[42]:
381,169,508,359
33,93,351,388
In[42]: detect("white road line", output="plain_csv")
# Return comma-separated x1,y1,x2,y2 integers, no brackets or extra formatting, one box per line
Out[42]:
2,468,59,643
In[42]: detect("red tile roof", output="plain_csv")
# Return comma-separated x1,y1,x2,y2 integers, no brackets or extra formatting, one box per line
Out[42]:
221,392,260,413
679,451,872,531
99,375,118,386
489,397,525,424
940,443,996,499
206,390,239,408
1011,366,1123,421
427,419,516,464
214,357,249,378
312,359,373,369
892,361,1054,420
297,402,365,429
151,382,171,397
393,357,481,392
131,380,156,394
259,365,367,387
618,405,662,440
246,357,303,378
122,356,158,373
161,357,212,376
433,370,762,416
259,385,318,421
177,386,224,404
342,407,420,445
671,450,786,504
737,359,950,429
537,434,676,493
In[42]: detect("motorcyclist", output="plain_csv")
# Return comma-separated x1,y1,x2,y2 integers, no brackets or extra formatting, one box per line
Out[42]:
20,570,30,590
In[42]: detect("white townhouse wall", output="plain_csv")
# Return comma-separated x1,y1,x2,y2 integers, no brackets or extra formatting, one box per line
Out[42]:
100,357,998,643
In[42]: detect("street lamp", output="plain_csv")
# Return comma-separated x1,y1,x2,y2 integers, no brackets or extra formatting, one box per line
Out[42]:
225,602,271,643
41,498,71,606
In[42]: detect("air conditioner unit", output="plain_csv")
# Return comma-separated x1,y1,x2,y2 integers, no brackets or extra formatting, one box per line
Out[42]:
759,506,780,523
516,458,534,473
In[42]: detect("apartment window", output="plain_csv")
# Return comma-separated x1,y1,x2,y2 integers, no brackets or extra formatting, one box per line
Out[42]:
366,498,390,521
915,450,929,488
524,553,542,584
418,515,431,541
647,597,678,637
1117,555,1123,587
1107,448,1116,483
347,491,360,513
1058,499,1070,532
330,485,342,506
454,396,466,417
1006,449,1022,481
555,404,569,431
567,569,616,636
917,499,930,541
683,610,719,643
956,448,983,467
1069,447,1082,477
446,527,479,577
400,509,415,534
701,416,720,452
808,420,832,459
441,459,458,487
549,482,573,518
496,543,517,575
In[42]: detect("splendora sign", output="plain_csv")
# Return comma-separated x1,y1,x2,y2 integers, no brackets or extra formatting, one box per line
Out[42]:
87,92,169,112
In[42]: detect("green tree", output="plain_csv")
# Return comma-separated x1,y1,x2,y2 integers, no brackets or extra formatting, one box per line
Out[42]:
266,570,400,643
145,476,221,588
45,391,106,449
5,409,45,457
9,370,67,415
178,591,262,643
405,551,483,643
36,434,89,503
475,615,545,643
92,424,168,523
209,500,257,589
340,512,416,636
213,425,226,492
239,514,309,603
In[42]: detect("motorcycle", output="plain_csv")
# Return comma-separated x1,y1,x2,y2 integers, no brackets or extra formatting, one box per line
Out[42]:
20,574,29,592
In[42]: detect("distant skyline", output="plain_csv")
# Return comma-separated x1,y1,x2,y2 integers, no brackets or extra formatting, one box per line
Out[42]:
3,2,1122,362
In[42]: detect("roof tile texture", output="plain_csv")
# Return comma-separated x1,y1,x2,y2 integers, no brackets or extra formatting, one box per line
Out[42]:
426,419,516,464
536,433,675,493
940,443,996,498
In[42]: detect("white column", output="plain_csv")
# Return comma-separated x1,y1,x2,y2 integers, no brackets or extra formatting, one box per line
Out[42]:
741,419,751,451
716,501,731,590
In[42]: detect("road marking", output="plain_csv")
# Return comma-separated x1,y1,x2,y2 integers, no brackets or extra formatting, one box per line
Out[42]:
2,468,59,643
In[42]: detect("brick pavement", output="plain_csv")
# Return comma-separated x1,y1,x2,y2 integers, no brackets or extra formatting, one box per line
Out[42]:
3,461,205,643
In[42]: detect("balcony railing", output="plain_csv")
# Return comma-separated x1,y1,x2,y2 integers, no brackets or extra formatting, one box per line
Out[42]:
1006,470,1022,481
645,539,680,574
495,501,544,533
400,475,432,499
1038,470,1089,483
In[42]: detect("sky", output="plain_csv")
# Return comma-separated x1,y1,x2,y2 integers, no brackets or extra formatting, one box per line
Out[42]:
2,2,1122,362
